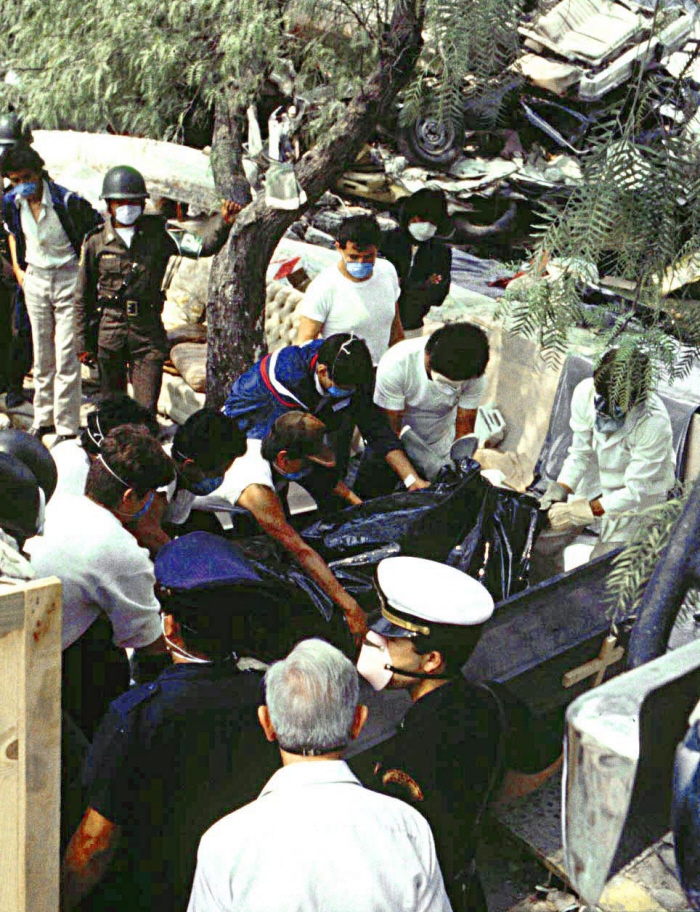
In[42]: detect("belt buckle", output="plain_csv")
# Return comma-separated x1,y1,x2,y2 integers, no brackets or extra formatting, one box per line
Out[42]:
125,300,139,318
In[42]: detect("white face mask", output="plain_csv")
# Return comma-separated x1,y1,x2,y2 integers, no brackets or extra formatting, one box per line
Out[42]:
431,370,464,393
160,615,212,665
408,221,437,243
357,631,393,691
114,204,143,226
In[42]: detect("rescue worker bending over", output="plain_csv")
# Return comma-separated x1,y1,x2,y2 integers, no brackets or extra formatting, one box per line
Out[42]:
539,348,675,561
74,165,241,412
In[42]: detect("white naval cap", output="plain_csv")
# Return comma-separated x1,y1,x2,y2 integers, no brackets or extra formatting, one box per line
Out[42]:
372,556,495,638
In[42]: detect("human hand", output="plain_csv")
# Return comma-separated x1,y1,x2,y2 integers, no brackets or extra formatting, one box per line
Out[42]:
539,481,569,512
78,350,96,367
16,269,26,288
221,200,243,224
408,477,431,492
344,601,369,645
548,498,594,532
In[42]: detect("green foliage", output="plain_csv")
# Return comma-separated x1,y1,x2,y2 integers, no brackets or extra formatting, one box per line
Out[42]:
606,487,688,624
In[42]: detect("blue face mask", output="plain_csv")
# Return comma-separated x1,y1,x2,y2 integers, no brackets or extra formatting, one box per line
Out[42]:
345,261,373,279
281,465,313,481
327,384,353,399
6,181,39,202
125,490,155,523
188,475,225,496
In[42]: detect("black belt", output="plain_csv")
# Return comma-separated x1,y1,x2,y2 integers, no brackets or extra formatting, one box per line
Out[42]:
99,298,144,317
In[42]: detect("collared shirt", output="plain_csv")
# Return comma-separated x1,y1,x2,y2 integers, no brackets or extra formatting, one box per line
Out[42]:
17,179,75,268
25,493,161,650
188,759,452,912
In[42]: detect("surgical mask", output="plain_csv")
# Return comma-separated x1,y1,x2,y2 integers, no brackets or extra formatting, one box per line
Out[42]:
125,490,155,523
280,465,313,481
594,394,625,434
431,371,463,392
114,204,142,226
6,181,38,202
408,221,437,243
345,261,373,280
326,384,353,399
188,475,225,496
357,632,394,691
161,615,212,665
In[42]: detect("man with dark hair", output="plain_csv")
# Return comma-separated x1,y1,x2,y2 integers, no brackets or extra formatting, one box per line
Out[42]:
164,408,248,525
260,411,361,513
2,145,102,442
540,347,675,558
357,323,490,496
222,333,426,490
296,214,404,365
62,532,283,912
380,188,452,337
355,556,501,912
52,393,159,496
188,638,452,912
26,423,175,735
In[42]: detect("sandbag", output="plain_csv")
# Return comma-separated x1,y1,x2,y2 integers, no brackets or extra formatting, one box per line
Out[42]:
167,323,207,346
170,342,207,393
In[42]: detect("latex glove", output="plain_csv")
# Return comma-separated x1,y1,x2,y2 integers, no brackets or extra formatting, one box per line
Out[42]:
539,481,569,512
549,498,595,532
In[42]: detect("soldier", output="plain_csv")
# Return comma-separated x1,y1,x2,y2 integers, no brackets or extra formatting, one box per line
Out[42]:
75,165,241,412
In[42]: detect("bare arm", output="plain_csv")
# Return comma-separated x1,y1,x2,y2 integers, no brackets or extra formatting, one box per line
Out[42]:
383,408,404,436
7,233,24,287
62,808,120,910
455,407,477,439
388,301,404,348
385,448,430,491
332,479,363,506
238,484,367,636
295,315,323,347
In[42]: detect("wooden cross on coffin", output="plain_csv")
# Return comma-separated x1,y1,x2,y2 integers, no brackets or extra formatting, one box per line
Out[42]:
562,634,625,689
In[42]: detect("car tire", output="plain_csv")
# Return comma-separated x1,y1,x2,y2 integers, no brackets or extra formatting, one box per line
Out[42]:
396,112,464,170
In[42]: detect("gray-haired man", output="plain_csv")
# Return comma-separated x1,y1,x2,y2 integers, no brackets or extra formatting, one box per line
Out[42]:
188,638,452,912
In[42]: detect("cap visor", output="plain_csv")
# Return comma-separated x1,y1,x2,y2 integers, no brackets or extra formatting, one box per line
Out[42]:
369,616,416,638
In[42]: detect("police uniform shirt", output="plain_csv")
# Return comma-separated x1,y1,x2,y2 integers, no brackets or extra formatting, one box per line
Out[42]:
83,662,279,912
352,675,502,883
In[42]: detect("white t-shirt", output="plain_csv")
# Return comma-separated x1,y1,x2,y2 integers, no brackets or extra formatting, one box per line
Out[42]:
190,439,274,513
26,494,162,651
299,259,400,365
52,437,91,496
374,336,486,461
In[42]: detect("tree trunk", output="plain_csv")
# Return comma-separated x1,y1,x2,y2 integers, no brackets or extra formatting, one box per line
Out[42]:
205,0,424,408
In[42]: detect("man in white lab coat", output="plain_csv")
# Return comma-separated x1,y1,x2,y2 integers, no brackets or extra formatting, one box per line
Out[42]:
540,348,675,560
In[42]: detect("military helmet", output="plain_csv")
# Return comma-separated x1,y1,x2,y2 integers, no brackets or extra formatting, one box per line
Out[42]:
0,112,33,150
100,165,149,201
0,453,44,542
0,428,57,503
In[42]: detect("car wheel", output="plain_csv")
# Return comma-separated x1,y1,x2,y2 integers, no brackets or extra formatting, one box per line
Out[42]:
396,112,464,169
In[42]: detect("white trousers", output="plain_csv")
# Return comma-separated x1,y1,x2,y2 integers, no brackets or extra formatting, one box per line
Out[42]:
23,260,81,434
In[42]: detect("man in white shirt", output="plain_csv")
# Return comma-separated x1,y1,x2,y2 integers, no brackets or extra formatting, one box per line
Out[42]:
357,323,490,497
540,348,675,558
295,214,404,365
188,638,452,912
26,423,175,735
2,145,102,441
